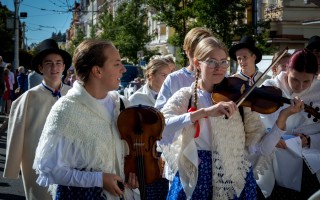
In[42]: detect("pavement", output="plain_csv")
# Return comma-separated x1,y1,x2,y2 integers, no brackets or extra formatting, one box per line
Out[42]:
0,115,26,200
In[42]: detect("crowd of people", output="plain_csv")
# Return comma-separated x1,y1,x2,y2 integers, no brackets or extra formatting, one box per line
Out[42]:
1,30,320,200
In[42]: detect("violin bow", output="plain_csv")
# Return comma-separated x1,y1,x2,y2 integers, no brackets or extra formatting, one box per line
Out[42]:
236,47,289,107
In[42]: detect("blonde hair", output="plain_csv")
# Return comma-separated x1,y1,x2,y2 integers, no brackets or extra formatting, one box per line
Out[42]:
145,58,170,81
18,66,25,73
192,37,227,109
183,27,213,57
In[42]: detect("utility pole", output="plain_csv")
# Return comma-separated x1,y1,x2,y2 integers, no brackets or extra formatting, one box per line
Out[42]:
14,0,20,70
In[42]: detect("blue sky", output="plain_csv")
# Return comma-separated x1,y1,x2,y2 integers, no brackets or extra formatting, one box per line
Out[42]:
2,0,73,45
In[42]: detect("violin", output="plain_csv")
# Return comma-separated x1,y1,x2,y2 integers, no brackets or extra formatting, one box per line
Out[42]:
117,105,165,200
212,77,320,121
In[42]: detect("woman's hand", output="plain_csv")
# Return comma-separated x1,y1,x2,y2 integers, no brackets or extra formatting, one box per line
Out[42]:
281,97,304,117
125,172,139,189
276,139,287,149
205,101,237,118
102,173,124,197
276,97,304,130
296,133,310,148
190,101,237,123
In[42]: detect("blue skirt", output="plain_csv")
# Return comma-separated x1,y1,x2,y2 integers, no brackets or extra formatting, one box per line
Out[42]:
166,150,257,200
55,185,106,200
145,178,169,199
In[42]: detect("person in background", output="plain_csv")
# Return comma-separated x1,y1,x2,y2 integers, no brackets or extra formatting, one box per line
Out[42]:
258,49,320,200
229,35,269,85
63,66,74,86
306,35,320,79
28,69,43,89
155,27,214,110
0,62,4,114
159,36,304,199
129,58,172,199
163,55,177,72
0,56,7,68
271,52,291,78
33,39,139,200
2,68,11,115
5,63,15,112
129,58,172,107
3,38,72,200
16,66,28,96
69,73,77,87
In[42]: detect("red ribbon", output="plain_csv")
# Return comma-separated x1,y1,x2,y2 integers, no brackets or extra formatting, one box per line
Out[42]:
188,107,200,138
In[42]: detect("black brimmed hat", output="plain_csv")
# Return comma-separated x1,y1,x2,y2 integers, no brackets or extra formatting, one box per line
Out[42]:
32,39,72,75
306,35,320,51
229,35,262,64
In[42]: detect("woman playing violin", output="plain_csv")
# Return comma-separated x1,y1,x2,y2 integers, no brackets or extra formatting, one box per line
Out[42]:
259,49,320,200
158,37,305,200
33,39,139,200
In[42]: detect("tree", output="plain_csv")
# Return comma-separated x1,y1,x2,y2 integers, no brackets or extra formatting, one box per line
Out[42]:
67,26,86,56
193,0,249,48
146,0,273,65
51,31,66,42
0,3,14,57
98,0,153,64
146,0,196,66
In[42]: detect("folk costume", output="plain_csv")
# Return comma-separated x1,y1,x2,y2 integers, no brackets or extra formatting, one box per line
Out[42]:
159,84,285,200
259,71,320,199
229,35,270,86
4,38,72,200
4,83,70,200
129,83,157,106
33,81,138,200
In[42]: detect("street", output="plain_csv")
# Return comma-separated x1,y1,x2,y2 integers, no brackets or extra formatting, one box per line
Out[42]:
0,116,25,200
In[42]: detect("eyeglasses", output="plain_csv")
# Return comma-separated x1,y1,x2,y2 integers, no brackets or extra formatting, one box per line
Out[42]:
42,61,64,67
199,59,229,70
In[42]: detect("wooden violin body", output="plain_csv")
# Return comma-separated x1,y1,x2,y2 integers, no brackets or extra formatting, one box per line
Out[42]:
212,77,320,121
117,105,165,199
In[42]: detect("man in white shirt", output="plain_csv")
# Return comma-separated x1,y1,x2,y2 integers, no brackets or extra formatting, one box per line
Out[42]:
3,39,72,200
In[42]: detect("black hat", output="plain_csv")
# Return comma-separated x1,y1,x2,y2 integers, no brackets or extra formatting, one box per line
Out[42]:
229,35,262,64
306,35,320,51
32,39,72,75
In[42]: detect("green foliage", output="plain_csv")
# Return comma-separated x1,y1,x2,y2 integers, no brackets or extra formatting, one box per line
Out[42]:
68,27,86,56
0,3,14,56
146,0,272,64
193,0,248,48
146,0,196,66
51,31,66,42
98,0,153,64
255,20,277,55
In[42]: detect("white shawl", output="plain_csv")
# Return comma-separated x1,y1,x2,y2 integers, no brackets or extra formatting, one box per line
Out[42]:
160,86,266,199
33,81,130,199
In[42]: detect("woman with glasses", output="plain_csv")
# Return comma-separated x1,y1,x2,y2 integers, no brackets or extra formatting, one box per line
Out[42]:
158,37,304,199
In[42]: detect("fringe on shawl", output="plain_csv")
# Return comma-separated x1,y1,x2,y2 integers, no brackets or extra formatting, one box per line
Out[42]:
210,114,251,199
159,87,193,178
241,107,275,179
33,97,118,197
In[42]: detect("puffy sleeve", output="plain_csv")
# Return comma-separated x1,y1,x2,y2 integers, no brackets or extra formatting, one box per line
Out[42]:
159,87,193,145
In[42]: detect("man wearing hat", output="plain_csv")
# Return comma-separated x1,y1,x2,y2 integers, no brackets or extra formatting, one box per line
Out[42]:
229,35,266,86
306,35,320,79
3,39,72,200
